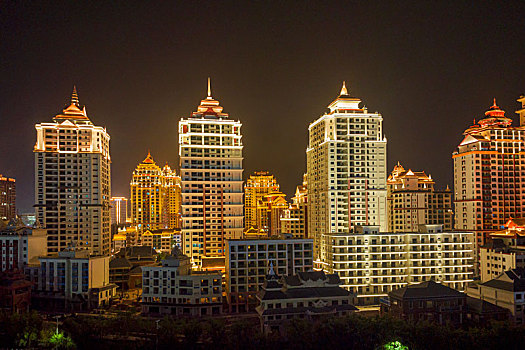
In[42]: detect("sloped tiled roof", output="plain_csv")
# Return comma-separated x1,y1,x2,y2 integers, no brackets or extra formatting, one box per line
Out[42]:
389,280,464,300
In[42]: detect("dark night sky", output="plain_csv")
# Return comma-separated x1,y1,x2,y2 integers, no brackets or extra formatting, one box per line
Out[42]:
1,1,524,212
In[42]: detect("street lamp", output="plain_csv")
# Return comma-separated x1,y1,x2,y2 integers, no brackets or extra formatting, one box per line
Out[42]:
155,319,160,350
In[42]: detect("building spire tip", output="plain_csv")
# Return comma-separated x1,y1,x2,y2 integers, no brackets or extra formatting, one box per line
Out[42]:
207,77,212,98
71,85,79,106
340,81,348,96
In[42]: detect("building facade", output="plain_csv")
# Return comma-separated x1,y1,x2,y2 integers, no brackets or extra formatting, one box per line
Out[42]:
256,270,357,334
381,280,467,325
281,174,308,238
0,218,47,271
141,228,180,253
467,268,525,325
256,191,288,236
318,224,474,305
480,218,525,282
0,175,16,220
110,197,129,225
29,247,116,311
225,237,313,313
244,171,280,230
34,87,111,255
387,162,453,232
453,100,525,273
141,248,222,316
179,79,244,268
307,82,387,258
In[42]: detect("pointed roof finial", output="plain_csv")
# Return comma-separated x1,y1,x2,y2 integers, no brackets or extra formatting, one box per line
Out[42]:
493,97,497,108
207,77,212,98
143,151,155,164
71,85,79,106
340,81,348,96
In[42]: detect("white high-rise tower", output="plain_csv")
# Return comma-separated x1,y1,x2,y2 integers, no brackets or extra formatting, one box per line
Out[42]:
179,79,244,268
307,82,387,259
34,87,111,255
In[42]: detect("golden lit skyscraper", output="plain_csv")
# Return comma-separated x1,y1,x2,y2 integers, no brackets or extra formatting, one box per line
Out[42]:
130,153,164,232
34,87,111,255
281,174,308,238
244,171,279,230
453,99,525,273
162,163,181,230
179,79,244,268
256,191,288,236
130,153,181,233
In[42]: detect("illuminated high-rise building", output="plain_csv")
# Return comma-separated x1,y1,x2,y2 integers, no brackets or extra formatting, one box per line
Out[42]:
0,174,16,220
179,79,244,268
516,94,525,127
280,174,308,238
162,163,181,230
387,162,453,232
34,87,111,255
110,196,129,225
256,191,288,236
453,99,525,273
307,82,387,258
244,171,279,230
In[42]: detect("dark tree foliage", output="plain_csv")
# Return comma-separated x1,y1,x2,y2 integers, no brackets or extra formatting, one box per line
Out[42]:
3,312,525,350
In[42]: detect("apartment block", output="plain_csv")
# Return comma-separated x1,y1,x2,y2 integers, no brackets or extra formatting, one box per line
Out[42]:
318,224,474,305
141,248,222,316
307,82,387,258
225,237,313,313
387,162,453,232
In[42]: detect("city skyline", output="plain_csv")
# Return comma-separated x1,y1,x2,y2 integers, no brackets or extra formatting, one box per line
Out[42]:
1,2,525,213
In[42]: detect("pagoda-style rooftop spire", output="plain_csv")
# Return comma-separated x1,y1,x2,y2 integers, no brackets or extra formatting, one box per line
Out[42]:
71,85,79,106
207,77,212,99
143,151,155,164
340,81,348,96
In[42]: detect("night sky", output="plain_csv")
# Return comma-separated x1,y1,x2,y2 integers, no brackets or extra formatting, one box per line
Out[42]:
1,2,524,212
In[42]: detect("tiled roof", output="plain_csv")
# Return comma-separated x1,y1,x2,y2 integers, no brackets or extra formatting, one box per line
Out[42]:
389,280,464,300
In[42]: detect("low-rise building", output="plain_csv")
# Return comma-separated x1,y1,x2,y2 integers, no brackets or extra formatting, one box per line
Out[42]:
467,268,525,325
256,269,357,334
226,237,313,313
380,280,466,325
480,218,525,282
0,269,32,314
29,246,117,311
318,224,474,305
142,228,180,253
0,218,47,271
141,248,222,316
109,246,157,292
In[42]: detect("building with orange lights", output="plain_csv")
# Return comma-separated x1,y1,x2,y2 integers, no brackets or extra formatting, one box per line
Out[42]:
0,174,16,221
453,99,525,273
244,171,280,230
256,191,288,236
110,196,129,225
480,218,525,282
387,162,453,232
307,82,387,258
280,174,308,238
179,79,244,268
34,87,111,255
130,153,181,234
